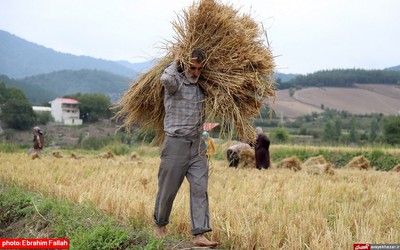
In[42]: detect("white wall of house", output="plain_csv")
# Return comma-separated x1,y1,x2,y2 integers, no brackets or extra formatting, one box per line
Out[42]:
49,98,83,125
32,106,52,112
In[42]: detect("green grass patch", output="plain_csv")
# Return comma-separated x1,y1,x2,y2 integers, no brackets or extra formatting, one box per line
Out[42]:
0,182,170,249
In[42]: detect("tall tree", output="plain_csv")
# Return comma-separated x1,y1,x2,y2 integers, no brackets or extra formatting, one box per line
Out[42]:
349,117,358,143
383,116,400,145
369,118,379,142
1,86,36,130
72,93,112,123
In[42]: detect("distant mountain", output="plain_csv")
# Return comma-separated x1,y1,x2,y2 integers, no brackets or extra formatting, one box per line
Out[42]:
1,70,132,104
274,72,299,82
116,60,155,73
386,65,400,71
20,69,132,103
0,75,55,104
0,30,137,78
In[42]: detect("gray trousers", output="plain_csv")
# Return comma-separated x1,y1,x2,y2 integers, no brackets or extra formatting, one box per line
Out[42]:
154,135,212,235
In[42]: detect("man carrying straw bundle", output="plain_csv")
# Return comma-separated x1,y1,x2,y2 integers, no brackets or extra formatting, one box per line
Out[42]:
153,49,218,247
115,0,276,246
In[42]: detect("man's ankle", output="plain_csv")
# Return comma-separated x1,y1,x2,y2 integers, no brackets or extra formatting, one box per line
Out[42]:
154,224,167,239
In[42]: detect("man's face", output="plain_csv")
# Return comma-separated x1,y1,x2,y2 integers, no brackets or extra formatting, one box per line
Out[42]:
184,59,203,84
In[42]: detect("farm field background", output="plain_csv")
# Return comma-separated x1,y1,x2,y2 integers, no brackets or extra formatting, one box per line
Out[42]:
1,144,399,249
274,84,400,118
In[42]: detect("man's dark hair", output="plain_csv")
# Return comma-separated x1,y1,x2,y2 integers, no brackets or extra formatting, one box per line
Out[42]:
191,49,206,63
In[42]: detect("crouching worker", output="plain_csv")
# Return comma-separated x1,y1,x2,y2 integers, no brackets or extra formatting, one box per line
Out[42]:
226,143,251,167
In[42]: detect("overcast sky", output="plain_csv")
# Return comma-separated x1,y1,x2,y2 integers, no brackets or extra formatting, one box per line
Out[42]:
1,0,399,74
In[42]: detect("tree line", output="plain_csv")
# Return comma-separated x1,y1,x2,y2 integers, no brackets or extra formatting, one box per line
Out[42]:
276,69,400,89
0,82,112,130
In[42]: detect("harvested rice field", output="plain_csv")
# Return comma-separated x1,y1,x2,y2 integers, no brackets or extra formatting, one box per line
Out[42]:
1,146,399,249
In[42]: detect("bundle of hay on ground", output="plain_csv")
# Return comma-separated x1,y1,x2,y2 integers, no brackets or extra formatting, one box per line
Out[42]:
52,151,62,158
276,156,302,172
238,148,256,168
391,164,400,172
114,0,275,144
98,151,115,159
302,156,335,175
303,155,327,166
343,155,371,170
31,153,40,160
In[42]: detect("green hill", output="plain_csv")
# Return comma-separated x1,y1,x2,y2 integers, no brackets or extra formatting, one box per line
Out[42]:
21,69,133,103
1,70,133,104
0,30,136,78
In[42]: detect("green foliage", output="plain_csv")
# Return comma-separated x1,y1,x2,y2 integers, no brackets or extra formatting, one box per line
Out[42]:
0,84,36,130
270,127,290,143
270,146,398,171
1,99,36,130
323,121,336,141
369,118,379,142
71,93,112,123
280,69,400,89
366,149,400,171
23,70,131,103
0,187,34,225
71,224,129,250
1,86,36,130
0,182,156,249
348,117,359,143
35,111,54,125
79,136,114,150
383,116,400,145
0,76,56,104
0,143,24,153
134,130,156,144
103,142,131,156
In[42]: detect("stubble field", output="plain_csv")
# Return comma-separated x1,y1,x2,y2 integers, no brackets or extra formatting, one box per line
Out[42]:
274,84,400,118
1,145,399,249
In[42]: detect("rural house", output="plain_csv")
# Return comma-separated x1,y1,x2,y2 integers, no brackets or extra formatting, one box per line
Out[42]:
49,98,83,125
32,106,52,113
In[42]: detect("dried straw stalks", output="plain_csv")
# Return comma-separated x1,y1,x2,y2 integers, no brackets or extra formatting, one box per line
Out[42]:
114,0,276,144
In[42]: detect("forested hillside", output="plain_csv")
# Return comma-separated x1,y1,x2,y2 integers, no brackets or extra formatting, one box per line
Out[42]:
278,69,400,89
0,75,55,104
0,30,136,78
20,69,133,103
1,69,132,104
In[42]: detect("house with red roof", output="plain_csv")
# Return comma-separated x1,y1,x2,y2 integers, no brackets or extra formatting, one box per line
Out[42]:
49,98,83,125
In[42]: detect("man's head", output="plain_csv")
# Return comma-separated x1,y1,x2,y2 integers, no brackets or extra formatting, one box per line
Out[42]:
34,126,41,132
185,49,206,84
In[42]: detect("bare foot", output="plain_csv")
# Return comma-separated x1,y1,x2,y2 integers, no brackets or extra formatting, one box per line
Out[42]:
192,234,219,247
154,224,167,239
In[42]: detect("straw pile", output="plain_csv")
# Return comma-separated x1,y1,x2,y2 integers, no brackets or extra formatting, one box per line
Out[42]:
343,155,371,170
52,151,62,158
31,153,40,160
114,0,275,144
391,164,400,172
276,156,302,172
238,148,256,168
302,156,335,175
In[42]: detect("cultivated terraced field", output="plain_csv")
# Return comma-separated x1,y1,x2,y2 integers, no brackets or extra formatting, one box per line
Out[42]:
274,84,400,118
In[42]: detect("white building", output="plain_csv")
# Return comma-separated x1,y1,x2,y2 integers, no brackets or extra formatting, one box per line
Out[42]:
49,98,83,125
32,106,52,112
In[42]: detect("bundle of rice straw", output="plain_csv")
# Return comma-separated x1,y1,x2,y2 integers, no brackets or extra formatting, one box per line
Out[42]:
114,0,276,144
343,155,371,170
276,156,302,172
238,148,256,168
